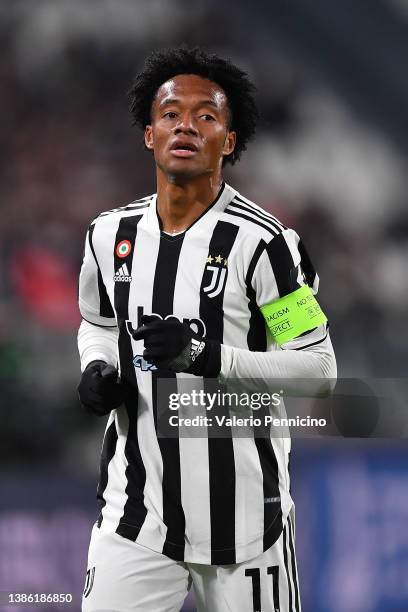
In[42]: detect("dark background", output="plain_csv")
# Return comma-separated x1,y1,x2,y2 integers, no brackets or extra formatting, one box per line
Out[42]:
0,1,407,610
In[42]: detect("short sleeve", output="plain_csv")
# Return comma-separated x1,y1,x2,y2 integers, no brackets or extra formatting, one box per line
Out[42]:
78,224,117,327
251,228,328,349
252,228,318,304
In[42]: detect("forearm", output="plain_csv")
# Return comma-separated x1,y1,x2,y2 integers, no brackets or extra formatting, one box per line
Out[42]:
77,319,119,372
220,332,337,394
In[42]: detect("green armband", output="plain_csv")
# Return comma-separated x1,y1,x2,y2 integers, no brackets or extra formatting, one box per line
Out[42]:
260,285,327,345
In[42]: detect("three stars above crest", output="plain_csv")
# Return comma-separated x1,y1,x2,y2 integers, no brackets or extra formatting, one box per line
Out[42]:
206,254,228,266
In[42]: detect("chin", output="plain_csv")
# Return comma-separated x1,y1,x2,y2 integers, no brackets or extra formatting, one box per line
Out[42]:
161,161,207,182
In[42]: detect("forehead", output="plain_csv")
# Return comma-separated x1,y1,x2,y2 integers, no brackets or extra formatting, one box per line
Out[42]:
153,74,228,109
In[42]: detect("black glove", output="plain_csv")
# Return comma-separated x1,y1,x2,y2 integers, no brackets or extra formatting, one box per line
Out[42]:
78,360,125,416
132,315,221,376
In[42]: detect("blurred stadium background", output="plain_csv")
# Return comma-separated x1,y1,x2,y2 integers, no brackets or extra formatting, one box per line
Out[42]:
0,1,407,610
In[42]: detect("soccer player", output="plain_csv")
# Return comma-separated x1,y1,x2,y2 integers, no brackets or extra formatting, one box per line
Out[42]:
77,47,336,612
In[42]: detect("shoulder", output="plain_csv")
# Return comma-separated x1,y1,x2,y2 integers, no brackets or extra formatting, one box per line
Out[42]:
222,184,287,242
90,193,155,227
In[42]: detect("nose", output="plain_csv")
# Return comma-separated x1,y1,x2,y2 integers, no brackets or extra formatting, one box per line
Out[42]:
173,112,198,136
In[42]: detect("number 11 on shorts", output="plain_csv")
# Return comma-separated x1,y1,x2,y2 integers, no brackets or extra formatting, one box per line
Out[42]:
245,565,280,612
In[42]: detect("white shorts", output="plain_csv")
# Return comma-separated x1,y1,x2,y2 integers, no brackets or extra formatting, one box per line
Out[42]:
82,508,300,612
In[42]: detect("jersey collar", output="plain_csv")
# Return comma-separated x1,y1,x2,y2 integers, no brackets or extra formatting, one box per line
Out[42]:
146,182,235,237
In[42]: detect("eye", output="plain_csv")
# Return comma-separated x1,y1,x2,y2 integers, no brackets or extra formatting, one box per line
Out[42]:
201,114,215,121
164,111,177,119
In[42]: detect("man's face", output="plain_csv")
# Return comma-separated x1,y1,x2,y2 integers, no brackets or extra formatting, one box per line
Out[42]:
144,74,236,181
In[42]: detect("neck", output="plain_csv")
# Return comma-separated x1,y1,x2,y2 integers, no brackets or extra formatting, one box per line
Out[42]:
156,169,223,233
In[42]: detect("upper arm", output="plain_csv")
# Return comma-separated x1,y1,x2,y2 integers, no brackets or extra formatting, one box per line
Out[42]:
251,228,328,350
78,223,117,327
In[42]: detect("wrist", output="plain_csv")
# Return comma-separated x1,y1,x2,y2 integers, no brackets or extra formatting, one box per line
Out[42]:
85,359,107,371
187,338,221,377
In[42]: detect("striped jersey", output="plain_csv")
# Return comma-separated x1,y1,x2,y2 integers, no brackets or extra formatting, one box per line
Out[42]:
78,182,321,565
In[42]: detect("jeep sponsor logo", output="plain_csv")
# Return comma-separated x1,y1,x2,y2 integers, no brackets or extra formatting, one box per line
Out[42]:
126,306,206,338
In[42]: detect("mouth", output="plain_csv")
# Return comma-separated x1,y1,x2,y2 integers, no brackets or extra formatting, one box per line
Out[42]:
170,141,199,158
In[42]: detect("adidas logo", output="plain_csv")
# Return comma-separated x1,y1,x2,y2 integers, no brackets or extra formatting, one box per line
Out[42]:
190,338,205,362
113,263,132,282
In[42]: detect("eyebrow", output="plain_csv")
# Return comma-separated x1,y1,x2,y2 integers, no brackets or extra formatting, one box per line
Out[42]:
159,97,220,109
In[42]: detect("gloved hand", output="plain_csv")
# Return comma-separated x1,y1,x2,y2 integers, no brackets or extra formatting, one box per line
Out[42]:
132,315,221,376
78,360,125,416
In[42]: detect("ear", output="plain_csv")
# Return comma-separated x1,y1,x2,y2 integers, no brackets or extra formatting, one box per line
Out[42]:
144,125,154,150
222,131,236,157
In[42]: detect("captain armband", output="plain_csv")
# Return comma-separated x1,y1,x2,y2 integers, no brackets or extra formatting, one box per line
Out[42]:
260,285,327,345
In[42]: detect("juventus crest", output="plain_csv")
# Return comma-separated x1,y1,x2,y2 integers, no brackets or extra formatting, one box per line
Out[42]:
203,254,228,298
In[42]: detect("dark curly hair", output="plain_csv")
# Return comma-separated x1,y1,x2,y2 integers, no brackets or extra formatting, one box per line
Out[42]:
128,46,258,166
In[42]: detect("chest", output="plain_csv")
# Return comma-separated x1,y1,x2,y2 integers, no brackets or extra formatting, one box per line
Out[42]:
98,224,247,327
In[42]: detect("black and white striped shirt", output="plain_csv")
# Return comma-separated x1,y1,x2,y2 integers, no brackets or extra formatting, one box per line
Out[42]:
78,182,331,564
